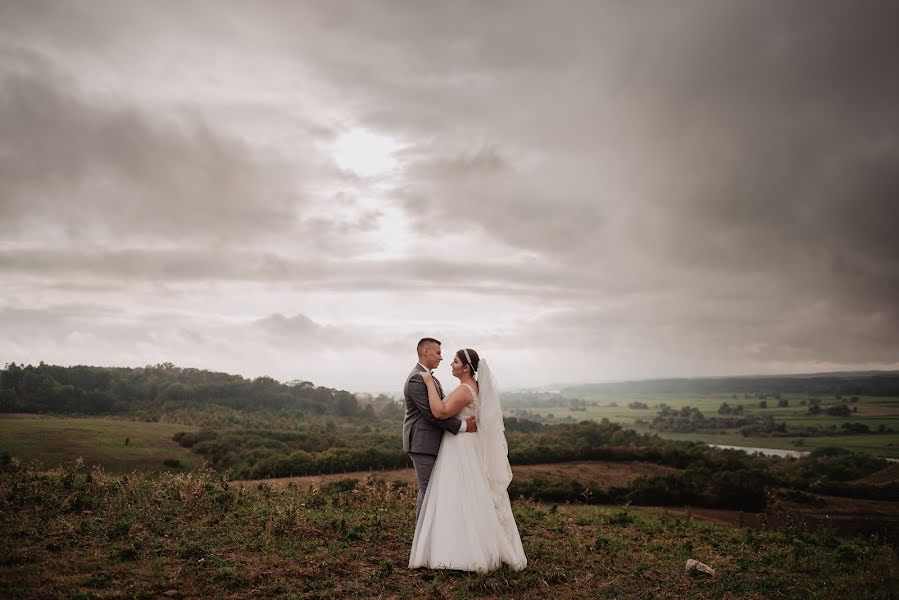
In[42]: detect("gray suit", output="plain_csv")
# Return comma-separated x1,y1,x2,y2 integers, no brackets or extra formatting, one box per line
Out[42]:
403,363,462,518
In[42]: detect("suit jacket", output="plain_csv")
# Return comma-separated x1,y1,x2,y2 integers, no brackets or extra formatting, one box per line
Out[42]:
402,363,462,455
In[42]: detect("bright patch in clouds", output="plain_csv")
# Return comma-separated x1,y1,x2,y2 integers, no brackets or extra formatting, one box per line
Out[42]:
333,128,402,177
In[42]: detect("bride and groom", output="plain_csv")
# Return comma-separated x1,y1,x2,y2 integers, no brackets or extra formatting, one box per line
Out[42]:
402,337,527,572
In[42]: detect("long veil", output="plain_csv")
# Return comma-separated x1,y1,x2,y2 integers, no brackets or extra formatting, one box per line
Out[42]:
474,359,514,519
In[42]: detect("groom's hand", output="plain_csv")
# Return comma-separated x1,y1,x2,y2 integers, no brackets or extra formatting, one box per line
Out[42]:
466,416,477,432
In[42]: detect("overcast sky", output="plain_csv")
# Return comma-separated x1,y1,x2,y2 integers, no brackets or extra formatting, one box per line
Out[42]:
2,1,897,392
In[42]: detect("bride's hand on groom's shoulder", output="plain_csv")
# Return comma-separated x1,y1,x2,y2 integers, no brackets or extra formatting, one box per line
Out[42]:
420,370,432,382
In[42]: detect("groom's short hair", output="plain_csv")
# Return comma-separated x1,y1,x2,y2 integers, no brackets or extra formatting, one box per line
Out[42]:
417,337,441,356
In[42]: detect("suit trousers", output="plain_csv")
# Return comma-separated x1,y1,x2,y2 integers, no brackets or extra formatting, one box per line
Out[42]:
408,452,437,521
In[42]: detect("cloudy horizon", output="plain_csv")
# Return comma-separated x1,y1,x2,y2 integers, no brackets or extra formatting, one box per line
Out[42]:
2,1,898,393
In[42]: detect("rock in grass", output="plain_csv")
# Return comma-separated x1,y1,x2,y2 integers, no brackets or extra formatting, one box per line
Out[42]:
685,559,715,576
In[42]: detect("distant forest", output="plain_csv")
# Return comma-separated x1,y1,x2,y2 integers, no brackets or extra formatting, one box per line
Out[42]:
0,362,365,417
563,372,899,397
4,363,899,419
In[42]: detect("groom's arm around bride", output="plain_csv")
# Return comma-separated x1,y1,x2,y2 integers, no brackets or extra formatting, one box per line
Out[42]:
402,338,476,457
403,364,477,453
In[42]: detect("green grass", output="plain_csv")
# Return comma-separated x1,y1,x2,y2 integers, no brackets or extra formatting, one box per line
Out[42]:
521,395,899,457
776,417,899,430
654,432,899,458
0,416,202,474
1,461,896,599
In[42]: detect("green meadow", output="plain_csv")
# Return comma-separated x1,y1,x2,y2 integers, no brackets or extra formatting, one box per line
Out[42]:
0,415,202,474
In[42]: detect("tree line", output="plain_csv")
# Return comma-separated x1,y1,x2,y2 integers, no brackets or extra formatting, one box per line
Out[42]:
0,362,364,418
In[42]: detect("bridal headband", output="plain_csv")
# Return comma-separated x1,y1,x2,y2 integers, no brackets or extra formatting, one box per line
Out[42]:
463,348,477,373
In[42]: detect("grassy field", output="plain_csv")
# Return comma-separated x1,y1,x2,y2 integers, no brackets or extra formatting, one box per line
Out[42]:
1,460,896,599
0,415,202,474
520,394,899,457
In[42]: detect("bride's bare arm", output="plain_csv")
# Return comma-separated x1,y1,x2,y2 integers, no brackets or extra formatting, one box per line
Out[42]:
421,372,471,419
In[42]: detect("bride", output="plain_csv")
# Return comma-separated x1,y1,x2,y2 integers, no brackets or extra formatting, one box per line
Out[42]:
408,348,527,572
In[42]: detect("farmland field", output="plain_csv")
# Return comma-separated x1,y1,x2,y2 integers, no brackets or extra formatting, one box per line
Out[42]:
516,394,899,457
0,415,202,474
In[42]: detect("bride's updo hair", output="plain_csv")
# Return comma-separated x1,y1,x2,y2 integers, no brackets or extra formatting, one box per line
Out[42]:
456,348,480,375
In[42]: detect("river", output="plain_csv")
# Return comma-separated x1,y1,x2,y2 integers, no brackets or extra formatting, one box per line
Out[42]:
709,444,808,458
709,444,899,462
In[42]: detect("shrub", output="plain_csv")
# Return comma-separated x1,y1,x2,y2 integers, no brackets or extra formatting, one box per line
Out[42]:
825,405,852,418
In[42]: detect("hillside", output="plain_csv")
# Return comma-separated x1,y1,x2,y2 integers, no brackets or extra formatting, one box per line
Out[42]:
562,372,899,397
1,460,896,600
0,415,201,474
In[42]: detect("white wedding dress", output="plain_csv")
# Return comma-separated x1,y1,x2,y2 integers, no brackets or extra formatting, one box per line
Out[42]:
408,377,527,572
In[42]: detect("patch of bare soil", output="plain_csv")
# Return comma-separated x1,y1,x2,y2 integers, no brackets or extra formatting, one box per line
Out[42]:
655,493,899,541
776,493,899,517
853,404,899,416
852,462,899,486
233,460,680,491
234,467,416,491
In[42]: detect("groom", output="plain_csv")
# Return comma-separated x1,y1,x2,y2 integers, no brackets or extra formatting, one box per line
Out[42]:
403,337,477,519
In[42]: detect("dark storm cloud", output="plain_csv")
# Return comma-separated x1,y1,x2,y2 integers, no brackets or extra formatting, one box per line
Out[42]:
387,2,899,251
0,56,299,242
1,0,897,381
359,1,899,358
517,296,899,366
0,246,595,297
